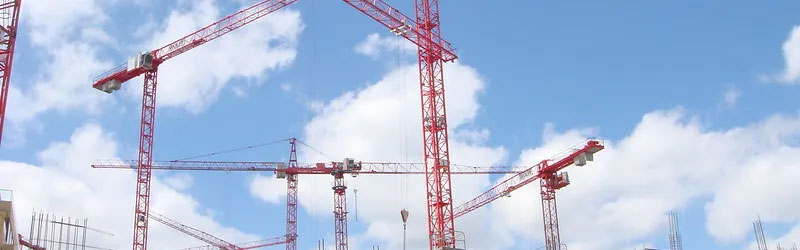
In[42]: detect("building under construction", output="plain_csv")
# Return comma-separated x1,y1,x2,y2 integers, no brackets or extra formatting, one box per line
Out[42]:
1,190,19,250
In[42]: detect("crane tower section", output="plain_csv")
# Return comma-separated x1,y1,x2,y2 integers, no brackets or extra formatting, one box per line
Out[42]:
0,0,21,147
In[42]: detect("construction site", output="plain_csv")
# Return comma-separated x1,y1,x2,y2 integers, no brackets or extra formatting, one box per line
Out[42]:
1,0,799,250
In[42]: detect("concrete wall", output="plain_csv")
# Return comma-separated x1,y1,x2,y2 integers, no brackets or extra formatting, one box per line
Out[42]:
0,189,18,250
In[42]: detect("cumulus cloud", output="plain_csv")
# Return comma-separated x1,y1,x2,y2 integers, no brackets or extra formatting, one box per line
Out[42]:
254,100,800,249
6,0,303,146
249,56,509,249
129,0,303,112
4,0,113,146
246,33,800,250
6,43,112,123
249,174,287,204
354,33,416,59
163,173,195,191
22,0,108,47
484,110,800,249
765,224,800,249
0,124,261,249
777,25,800,84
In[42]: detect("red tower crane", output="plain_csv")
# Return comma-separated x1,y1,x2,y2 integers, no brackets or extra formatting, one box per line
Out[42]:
340,1,459,248
148,211,287,250
94,158,518,250
452,139,604,250
90,1,298,249
94,138,518,250
0,0,22,147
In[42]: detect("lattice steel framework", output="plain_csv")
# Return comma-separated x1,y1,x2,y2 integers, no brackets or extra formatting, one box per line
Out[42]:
333,174,348,250
0,0,21,147
133,70,158,250
540,174,561,250
416,1,456,247
286,138,298,250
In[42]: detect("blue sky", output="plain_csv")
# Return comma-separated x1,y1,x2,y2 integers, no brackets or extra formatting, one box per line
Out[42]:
1,0,800,249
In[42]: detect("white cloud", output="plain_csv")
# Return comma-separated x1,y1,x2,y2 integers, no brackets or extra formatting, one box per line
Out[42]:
723,86,742,107
5,0,304,146
244,29,800,250
777,25,800,84
249,174,287,204
5,0,113,146
767,224,800,249
22,0,108,47
485,110,800,249
354,33,416,59
7,43,112,124
5,42,112,147
0,124,260,249
252,97,800,250
128,0,303,112
163,173,195,191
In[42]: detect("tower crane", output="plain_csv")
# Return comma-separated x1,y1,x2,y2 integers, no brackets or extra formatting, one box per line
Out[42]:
94,158,519,250
94,140,520,250
148,211,287,250
0,0,22,147
90,1,297,249
452,139,604,250
92,160,519,175
340,1,459,248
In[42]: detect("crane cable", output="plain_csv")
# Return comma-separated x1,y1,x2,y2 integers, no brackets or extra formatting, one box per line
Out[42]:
170,138,292,161
308,0,319,242
295,139,336,162
397,34,410,210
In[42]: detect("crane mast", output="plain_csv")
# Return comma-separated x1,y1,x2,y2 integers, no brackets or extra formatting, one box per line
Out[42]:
416,0,456,246
332,172,348,250
286,138,299,250
340,1,458,248
0,0,22,147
